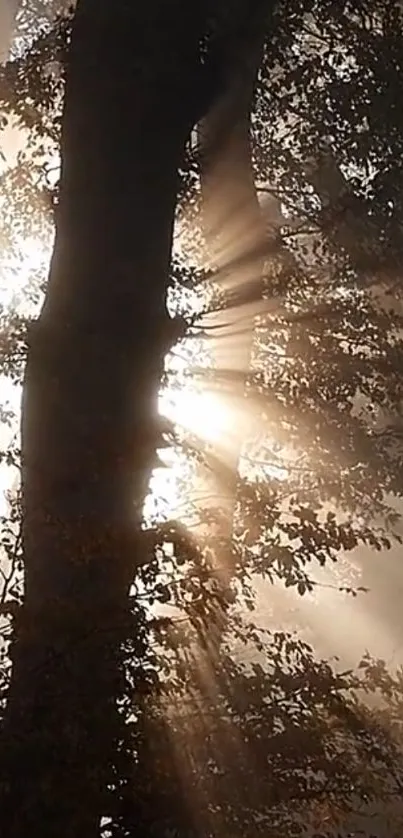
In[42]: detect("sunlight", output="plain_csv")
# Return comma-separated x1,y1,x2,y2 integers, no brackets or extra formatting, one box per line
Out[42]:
0,234,51,314
160,387,233,447
0,198,397,689
145,447,191,523
0,235,51,515
146,386,238,522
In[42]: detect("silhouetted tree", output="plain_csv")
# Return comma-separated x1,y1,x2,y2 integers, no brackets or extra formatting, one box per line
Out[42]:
0,2,278,835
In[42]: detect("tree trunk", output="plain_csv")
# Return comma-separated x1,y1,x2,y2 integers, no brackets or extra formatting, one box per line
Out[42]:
0,0,19,62
0,2,215,835
196,15,276,600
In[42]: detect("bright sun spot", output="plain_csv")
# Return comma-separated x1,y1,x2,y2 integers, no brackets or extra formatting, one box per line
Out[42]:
160,388,233,446
145,387,236,522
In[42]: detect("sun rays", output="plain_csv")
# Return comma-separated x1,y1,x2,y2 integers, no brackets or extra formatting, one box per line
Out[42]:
160,387,233,448
3,201,398,686
0,111,401,782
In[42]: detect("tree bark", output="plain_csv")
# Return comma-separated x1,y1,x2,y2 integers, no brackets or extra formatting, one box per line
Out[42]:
196,12,278,600
0,2,216,835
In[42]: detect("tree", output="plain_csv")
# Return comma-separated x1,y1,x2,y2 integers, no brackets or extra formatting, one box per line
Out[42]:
0,1,278,835
208,0,403,601
247,0,403,576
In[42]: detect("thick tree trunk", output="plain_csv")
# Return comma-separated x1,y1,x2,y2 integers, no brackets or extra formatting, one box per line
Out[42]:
0,2,276,835
196,18,272,600
0,2,212,836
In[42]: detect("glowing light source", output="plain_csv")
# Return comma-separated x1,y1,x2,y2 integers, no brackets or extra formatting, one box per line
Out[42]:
160,387,233,446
